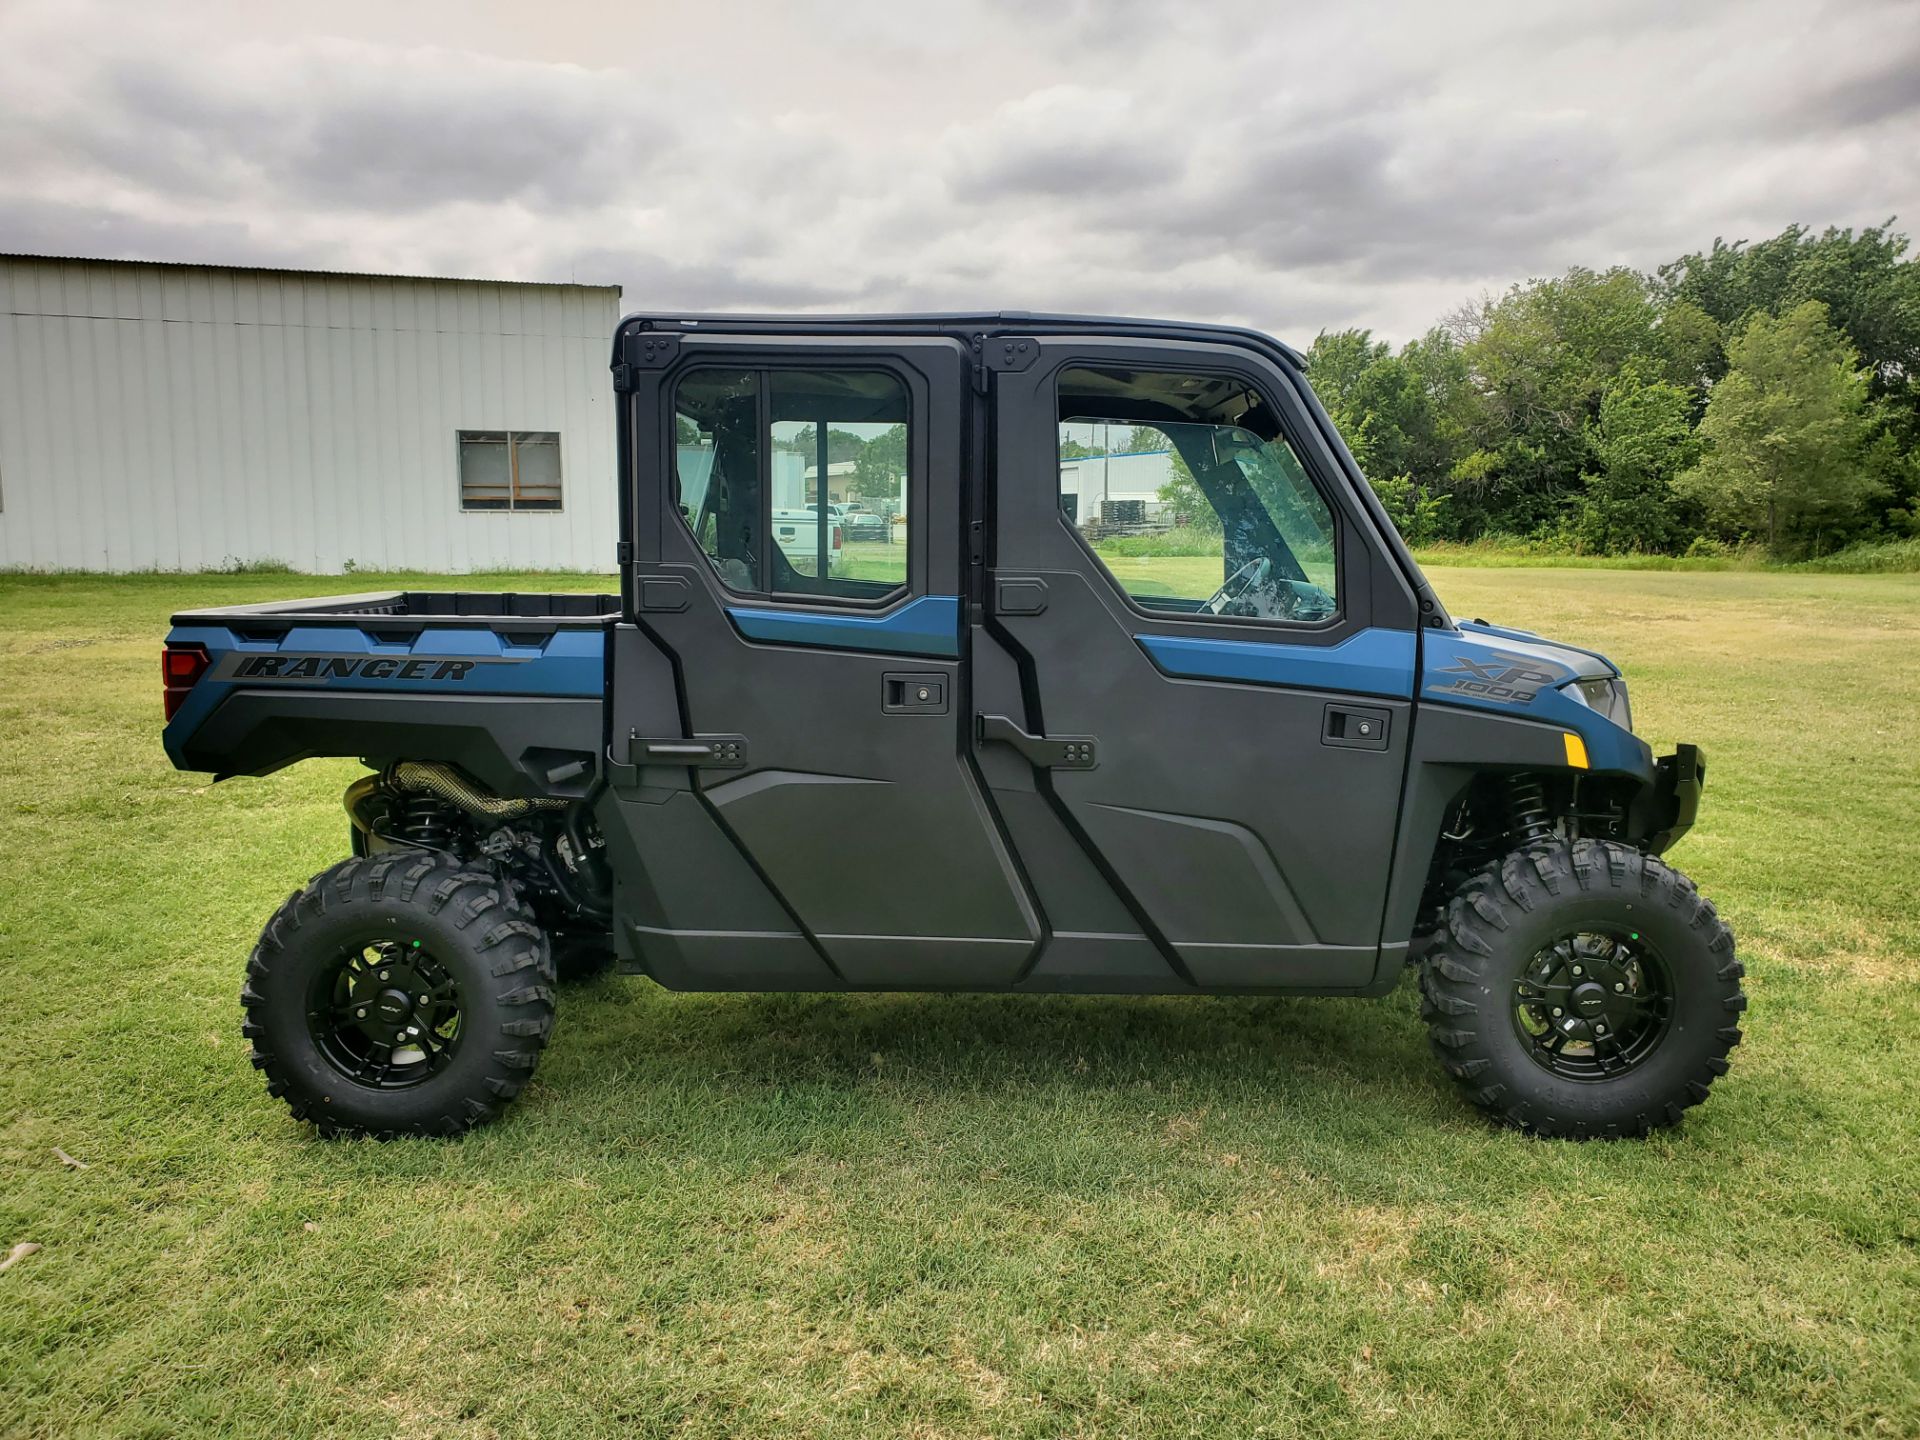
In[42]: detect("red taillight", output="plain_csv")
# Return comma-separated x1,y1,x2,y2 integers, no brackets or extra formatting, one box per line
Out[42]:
831,523,843,551
162,642,210,721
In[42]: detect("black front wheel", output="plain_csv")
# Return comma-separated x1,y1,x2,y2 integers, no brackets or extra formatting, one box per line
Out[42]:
241,855,555,1138
1420,839,1745,1138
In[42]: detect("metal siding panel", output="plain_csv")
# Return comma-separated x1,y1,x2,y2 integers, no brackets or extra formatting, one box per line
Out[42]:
157,320,198,564
0,312,31,566
134,267,165,324
84,264,115,319
80,316,125,571
329,325,366,569
191,317,231,563
279,320,317,570
233,272,261,325
138,311,181,568
112,269,141,321
116,317,155,569
234,321,273,567
209,269,237,326
369,324,403,570
40,318,84,567
22,318,64,565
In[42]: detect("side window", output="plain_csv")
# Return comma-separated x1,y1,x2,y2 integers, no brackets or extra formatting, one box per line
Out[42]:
1058,367,1338,624
673,368,911,601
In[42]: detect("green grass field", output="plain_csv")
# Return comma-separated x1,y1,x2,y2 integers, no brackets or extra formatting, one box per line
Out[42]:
2,567,1917,1438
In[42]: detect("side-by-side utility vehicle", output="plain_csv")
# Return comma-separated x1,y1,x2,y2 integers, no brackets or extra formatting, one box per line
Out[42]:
162,313,1744,1139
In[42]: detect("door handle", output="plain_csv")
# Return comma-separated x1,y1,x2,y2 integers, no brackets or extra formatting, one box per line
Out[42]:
976,714,1098,769
1322,704,1390,750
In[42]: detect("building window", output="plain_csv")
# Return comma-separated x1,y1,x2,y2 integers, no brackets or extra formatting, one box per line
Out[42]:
458,431,562,511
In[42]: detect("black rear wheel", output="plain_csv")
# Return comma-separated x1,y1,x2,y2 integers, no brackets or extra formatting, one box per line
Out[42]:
1420,838,1745,1138
242,855,555,1138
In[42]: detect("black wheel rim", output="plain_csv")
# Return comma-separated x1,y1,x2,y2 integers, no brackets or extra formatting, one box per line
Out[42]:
307,937,463,1089
1511,930,1674,1081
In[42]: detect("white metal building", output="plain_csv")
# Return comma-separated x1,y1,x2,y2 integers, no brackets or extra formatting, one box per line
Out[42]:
0,254,622,572
1058,448,1177,525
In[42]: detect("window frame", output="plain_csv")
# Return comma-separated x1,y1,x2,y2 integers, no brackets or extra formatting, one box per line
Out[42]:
456,429,564,513
667,360,919,611
1052,362,1346,634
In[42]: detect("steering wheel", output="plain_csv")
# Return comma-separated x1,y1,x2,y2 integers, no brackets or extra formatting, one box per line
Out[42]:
1203,557,1274,616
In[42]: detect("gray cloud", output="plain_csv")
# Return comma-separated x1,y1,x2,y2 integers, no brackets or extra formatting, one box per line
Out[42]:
0,0,1914,344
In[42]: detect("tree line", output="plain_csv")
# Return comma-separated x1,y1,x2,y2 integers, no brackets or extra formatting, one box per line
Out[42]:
1304,222,1920,558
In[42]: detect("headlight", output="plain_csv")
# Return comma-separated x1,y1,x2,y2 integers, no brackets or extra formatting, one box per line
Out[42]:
1565,676,1633,731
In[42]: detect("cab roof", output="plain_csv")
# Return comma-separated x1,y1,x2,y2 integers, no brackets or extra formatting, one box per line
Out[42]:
611,310,1307,370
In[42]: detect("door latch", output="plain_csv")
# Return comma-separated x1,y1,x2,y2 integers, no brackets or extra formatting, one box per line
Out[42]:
976,714,1097,769
605,731,750,786
883,673,948,714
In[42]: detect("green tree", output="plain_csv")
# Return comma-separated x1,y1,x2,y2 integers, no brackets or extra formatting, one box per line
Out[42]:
1572,364,1700,553
1306,327,1478,539
1675,302,1884,555
778,425,869,464
1368,475,1451,545
1659,222,1920,401
1155,446,1219,536
1452,267,1666,536
850,424,907,505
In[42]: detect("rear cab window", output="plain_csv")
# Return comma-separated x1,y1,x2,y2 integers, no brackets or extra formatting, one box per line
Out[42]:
673,369,911,603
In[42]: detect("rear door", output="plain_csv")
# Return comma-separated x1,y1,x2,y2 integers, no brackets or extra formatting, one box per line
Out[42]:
979,335,1421,990
602,332,1039,988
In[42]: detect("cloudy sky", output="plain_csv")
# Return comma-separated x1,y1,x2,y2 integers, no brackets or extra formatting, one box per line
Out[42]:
3,0,1916,343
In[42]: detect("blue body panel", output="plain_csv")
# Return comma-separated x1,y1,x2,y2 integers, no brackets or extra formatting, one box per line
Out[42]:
1419,625,1645,774
725,595,961,658
162,621,605,768
1454,617,1619,674
1134,627,1417,701
1130,621,1644,775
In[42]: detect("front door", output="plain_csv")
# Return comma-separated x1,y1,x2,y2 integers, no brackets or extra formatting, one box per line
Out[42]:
603,334,1039,988
979,337,1421,991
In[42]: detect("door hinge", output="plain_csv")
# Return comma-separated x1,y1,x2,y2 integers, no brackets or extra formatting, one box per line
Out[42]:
982,337,1039,372
969,333,1038,393
976,714,1097,769
611,331,680,391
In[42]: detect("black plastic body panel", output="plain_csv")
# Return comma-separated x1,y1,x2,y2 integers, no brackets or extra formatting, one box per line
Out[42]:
1376,703,1666,958
182,690,604,799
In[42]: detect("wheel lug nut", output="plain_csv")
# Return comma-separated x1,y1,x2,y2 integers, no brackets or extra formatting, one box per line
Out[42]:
378,970,390,980
1551,1007,1564,1017
1571,965,1583,976
1613,982,1625,992
356,1007,367,1018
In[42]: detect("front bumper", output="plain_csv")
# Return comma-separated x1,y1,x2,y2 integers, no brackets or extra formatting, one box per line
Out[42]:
1635,743,1705,854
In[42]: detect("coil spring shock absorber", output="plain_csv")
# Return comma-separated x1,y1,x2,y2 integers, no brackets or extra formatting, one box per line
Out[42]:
396,793,458,849
1504,772,1554,845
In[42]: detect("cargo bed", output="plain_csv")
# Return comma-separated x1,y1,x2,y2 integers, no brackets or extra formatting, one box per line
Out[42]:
163,590,614,797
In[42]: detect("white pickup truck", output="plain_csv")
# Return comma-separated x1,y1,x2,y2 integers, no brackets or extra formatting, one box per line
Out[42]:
770,507,848,577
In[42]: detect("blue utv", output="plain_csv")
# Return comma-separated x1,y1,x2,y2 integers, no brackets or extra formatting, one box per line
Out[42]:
162,312,1744,1139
